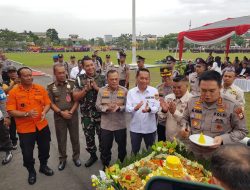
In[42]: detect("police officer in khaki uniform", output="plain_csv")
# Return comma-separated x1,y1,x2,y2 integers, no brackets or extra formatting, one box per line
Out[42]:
47,63,81,171
96,69,127,170
189,58,207,96
180,71,248,159
117,52,129,89
156,66,173,141
221,69,245,108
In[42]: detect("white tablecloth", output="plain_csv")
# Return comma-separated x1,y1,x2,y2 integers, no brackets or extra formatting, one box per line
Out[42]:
234,79,250,92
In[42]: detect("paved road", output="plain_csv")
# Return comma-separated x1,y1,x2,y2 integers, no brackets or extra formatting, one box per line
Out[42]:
0,66,135,190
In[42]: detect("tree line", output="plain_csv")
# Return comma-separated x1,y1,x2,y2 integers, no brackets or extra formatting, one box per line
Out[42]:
0,28,247,51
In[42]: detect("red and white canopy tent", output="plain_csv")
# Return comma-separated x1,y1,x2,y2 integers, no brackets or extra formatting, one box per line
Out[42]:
177,15,250,60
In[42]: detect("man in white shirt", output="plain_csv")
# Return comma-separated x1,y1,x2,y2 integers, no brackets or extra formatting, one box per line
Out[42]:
221,69,245,108
70,59,85,79
126,68,160,154
158,75,192,141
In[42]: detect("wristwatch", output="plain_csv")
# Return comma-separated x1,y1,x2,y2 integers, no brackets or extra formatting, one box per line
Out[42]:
24,112,29,117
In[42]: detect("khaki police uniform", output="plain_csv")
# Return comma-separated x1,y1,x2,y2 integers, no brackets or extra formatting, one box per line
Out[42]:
189,72,200,96
156,83,173,141
116,63,129,88
96,85,127,166
221,84,245,108
181,94,248,159
47,80,80,162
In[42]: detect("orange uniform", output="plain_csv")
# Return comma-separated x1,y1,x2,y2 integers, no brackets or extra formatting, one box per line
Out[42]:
6,84,51,133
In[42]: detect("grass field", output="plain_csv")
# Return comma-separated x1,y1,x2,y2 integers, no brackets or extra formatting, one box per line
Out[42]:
5,50,250,135
6,50,250,68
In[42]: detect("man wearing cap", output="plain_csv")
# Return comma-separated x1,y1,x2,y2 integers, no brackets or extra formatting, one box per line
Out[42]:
136,55,145,70
165,55,179,78
102,55,114,76
221,69,245,108
58,54,70,77
2,66,19,149
52,55,59,64
156,66,173,141
68,55,78,76
73,56,106,167
94,50,103,66
180,70,248,159
189,58,207,96
117,52,130,89
92,54,102,74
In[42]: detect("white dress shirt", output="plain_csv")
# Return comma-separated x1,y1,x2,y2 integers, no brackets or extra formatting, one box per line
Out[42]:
126,86,160,134
70,66,85,79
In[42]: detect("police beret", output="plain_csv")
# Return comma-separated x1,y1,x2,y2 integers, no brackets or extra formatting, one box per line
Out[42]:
195,58,207,65
58,54,63,58
136,55,145,61
7,66,17,72
166,55,176,63
119,52,126,57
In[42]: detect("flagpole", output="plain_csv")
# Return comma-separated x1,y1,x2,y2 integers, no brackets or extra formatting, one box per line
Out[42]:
132,0,136,64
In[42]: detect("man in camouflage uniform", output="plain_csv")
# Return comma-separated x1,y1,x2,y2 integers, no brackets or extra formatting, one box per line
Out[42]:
189,58,207,96
73,56,105,167
156,66,173,141
180,71,248,159
96,70,127,169
47,63,81,171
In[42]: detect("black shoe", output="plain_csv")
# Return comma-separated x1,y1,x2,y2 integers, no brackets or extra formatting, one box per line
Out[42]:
2,151,13,165
28,169,36,185
84,154,98,167
39,165,54,176
103,164,109,171
58,161,66,171
73,159,81,167
12,143,18,150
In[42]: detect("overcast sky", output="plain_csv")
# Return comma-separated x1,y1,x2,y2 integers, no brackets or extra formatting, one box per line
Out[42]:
0,0,249,39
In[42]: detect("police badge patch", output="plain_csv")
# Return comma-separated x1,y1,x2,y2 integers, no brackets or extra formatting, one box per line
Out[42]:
234,107,244,120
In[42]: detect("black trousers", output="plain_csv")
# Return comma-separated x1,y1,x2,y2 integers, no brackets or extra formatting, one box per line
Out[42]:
130,131,156,155
9,117,18,145
157,123,166,142
100,128,127,166
18,126,51,170
0,119,12,151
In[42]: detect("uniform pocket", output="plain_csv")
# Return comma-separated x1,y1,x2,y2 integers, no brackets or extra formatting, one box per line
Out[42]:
211,116,227,133
34,96,44,104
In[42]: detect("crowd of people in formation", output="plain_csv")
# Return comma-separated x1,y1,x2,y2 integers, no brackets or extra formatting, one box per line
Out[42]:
0,50,250,190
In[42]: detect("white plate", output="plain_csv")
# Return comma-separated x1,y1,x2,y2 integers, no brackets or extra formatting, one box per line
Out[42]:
189,134,215,147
